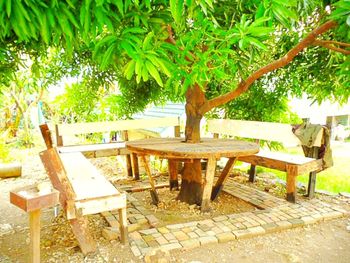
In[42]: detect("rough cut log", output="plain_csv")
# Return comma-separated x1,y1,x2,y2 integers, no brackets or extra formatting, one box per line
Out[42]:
0,162,22,178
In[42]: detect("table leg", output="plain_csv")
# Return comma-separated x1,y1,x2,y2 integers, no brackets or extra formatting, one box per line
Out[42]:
201,156,216,212
211,157,237,201
168,159,179,191
29,209,41,263
286,164,297,203
140,155,159,205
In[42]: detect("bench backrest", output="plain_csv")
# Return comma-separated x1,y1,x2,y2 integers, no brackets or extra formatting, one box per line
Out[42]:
55,116,180,146
208,119,322,147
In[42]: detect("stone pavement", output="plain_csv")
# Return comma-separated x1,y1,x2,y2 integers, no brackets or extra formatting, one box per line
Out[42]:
103,178,348,257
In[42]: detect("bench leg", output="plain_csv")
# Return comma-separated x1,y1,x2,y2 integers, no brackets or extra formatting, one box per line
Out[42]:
168,159,179,191
201,157,216,212
131,153,140,180
69,217,96,255
306,171,317,198
211,157,236,201
248,164,257,182
126,154,133,177
29,209,41,263
119,207,128,244
286,165,298,203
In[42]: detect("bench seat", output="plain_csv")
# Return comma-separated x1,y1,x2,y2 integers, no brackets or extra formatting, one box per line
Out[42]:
40,148,128,255
238,150,322,174
59,152,127,219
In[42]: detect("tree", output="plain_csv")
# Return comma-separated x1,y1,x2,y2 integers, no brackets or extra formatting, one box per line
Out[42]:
0,0,349,205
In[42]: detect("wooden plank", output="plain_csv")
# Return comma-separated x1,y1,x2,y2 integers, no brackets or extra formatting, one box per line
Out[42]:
201,156,216,212
123,131,133,177
69,217,97,255
57,117,180,137
211,157,236,201
140,155,159,205
286,164,298,203
168,159,179,191
126,138,259,159
73,194,126,219
174,125,181,137
119,207,128,244
306,147,319,198
29,209,41,263
55,124,63,146
208,119,323,147
39,124,53,149
59,152,119,201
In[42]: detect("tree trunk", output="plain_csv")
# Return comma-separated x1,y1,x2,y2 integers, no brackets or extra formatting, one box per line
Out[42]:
177,84,206,205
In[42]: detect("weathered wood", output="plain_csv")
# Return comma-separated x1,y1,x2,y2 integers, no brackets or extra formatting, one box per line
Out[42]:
55,124,63,146
168,159,179,191
126,138,259,159
306,147,319,198
140,155,159,205
208,119,323,147
201,156,216,212
208,119,325,203
119,207,128,244
286,164,298,203
56,117,180,137
123,131,133,177
174,125,181,137
0,163,22,178
248,165,257,182
39,124,53,149
69,217,97,255
131,153,140,180
29,209,41,263
211,157,237,201
10,186,59,212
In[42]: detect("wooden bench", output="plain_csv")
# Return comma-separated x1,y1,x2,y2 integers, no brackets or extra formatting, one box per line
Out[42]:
208,119,325,203
54,117,181,179
39,125,128,255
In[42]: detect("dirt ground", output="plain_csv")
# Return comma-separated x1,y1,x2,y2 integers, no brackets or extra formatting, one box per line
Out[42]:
0,148,350,263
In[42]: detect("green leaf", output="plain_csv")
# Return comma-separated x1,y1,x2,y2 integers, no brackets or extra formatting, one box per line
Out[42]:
142,32,154,51
247,27,274,37
6,0,11,17
124,60,136,80
115,0,123,16
245,36,267,50
170,0,184,25
145,60,163,87
141,66,149,81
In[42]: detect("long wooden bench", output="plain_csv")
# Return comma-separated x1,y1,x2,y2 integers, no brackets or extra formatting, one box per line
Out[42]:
54,117,181,179
208,119,325,203
39,125,128,255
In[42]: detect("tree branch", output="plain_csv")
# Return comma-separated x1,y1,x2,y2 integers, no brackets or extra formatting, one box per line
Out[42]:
313,39,350,55
199,20,339,115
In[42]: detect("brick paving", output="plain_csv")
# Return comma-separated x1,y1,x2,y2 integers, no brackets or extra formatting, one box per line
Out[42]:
102,178,348,257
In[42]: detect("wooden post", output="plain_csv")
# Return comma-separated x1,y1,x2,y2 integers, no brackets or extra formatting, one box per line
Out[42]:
286,164,298,203
140,155,159,205
306,147,319,198
201,156,216,212
55,124,63,146
248,139,260,182
29,209,41,263
119,207,128,244
131,153,140,180
168,159,179,191
211,157,237,201
122,131,133,177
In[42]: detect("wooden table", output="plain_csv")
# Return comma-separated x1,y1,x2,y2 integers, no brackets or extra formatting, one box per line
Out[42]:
126,138,259,211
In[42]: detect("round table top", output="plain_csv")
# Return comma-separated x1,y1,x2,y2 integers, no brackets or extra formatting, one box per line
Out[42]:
126,137,259,159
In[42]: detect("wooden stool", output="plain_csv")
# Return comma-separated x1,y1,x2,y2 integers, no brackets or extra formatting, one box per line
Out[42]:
10,185,59,263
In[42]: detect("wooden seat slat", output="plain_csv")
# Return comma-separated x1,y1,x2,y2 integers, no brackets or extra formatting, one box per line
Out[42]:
59,142,126,153
59,152,119,201
254,150,316,165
